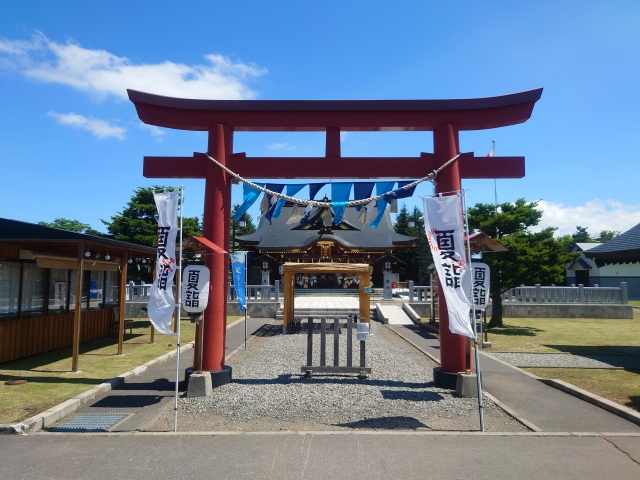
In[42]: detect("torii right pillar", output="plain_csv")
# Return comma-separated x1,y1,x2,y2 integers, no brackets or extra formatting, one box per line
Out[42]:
433,123,468,387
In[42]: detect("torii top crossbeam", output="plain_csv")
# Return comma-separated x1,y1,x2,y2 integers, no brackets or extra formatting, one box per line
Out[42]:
129,87,542,385
128,88,541,131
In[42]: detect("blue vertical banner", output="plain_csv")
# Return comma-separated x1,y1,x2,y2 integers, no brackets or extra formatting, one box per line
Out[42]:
231,253,247,311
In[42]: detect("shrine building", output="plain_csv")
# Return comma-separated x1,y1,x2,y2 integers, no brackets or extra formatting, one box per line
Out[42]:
236,202,416,287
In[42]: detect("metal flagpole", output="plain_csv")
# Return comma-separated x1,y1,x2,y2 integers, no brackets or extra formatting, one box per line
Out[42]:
173,185,184,433
462,190,485,432
490,140,498,207
244,251,248,350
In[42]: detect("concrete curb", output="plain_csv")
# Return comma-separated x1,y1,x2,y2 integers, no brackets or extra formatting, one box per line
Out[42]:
1,342,194,435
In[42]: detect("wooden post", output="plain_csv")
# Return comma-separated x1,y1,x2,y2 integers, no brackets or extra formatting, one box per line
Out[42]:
117,251,128,355
71,242,84,372
320,318,326,366
306,316,313,367
333,318,340,366
347,315,353,367
358,268,371,323
283,270,294,331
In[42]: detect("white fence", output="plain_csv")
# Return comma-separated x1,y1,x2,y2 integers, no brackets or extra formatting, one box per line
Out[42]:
501,283,628,304
125,281,281,302
127,281,629,306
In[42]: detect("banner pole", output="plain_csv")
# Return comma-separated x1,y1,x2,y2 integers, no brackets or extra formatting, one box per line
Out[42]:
173,185,184,433
462,190,485,432
244,251,248,350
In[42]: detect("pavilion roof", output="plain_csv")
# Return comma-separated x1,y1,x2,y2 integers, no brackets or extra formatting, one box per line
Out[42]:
0,217,156,261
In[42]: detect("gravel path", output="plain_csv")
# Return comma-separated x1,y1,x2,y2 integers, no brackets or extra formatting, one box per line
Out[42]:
150,322,528,432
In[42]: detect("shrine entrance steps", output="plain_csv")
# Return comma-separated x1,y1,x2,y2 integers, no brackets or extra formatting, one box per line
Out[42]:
375,304,414,325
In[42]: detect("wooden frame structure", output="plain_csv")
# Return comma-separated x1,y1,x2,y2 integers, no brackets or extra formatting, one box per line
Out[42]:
281,262,372,332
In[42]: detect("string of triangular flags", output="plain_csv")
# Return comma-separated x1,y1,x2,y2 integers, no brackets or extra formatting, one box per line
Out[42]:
248,180,418,227
203,152,461,228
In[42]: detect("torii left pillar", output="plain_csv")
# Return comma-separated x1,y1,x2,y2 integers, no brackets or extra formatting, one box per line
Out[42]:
194,124,233,385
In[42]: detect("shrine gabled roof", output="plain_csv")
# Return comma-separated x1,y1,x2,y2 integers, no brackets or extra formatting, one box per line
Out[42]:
584,223,640,266
237,205,416,250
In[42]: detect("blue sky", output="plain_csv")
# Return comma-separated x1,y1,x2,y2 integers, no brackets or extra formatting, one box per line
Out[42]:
1,1,639,237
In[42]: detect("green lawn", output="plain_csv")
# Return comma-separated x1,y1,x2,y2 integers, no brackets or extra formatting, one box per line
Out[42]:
486,315,640,412
0,316,242,425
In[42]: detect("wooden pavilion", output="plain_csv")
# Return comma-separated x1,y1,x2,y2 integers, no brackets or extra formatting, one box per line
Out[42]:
0,218,156,369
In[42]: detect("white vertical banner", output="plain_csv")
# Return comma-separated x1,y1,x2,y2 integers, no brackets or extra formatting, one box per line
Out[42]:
471,262,491,309
182,265,210,313
422,194,474,338
148,190,179,335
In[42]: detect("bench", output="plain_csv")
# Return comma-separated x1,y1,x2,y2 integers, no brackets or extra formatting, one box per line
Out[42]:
112,308,134,336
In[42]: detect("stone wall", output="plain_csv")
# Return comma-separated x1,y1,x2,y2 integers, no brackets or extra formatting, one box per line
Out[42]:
408,302,634,319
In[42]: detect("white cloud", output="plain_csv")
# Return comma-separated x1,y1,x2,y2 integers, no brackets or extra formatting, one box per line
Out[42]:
533,199,640,237
268,142,297,151
48,111,125,140
0,32,266,100
138,123,166,139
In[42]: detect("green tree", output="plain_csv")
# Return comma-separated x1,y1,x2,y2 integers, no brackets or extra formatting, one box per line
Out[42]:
230,204,257,253
571,226,593,243
595,230,619,243
102,186,202,247
39,218,92,233
467,199,578,328
103,186,202,283
394,204,432,284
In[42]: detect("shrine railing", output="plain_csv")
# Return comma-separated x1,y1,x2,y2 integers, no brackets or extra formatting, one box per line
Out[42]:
405,281,433,302
125,281,281,302
228,281,281,302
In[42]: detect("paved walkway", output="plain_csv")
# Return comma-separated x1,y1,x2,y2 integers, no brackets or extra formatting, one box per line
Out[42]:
388,323,640,433
22,298,640,435
294,296,360,309
3,298,640,478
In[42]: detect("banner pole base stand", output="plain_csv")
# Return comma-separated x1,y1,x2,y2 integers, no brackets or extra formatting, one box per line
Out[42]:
432,367,459,389
185,365,233,390
455,372,478,397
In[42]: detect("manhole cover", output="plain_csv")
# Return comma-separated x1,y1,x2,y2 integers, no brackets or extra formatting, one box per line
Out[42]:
49,413,130,432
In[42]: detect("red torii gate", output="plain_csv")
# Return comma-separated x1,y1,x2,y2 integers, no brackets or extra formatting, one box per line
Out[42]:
129,88,542,387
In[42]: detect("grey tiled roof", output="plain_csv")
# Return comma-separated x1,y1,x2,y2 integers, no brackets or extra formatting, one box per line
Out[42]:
237,204,416,250
0,217,156,253
584,223,640,265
